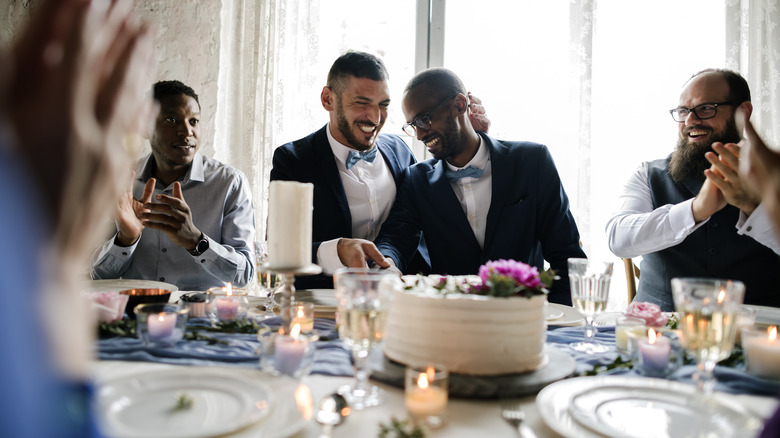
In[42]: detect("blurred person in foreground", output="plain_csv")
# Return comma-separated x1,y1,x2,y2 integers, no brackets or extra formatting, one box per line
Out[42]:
369,67,586,305
736,111,780,438
271,51,489,288
605,69,780,311
90,79,255,290
0,0,154,435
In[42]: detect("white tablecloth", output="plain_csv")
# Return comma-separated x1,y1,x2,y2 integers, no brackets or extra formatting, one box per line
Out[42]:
91,361,779,438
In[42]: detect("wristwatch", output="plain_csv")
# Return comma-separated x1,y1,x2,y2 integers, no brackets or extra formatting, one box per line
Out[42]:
189,234,209,256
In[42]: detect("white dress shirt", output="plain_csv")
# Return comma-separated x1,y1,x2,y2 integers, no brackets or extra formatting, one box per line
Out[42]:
317,124,396,273
605,161,780,257
446,136,492,248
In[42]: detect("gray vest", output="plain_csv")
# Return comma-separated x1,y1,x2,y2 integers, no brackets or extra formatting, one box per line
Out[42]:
636,157,780,311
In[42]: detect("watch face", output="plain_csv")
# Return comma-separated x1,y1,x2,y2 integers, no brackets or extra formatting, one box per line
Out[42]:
196,238,209,253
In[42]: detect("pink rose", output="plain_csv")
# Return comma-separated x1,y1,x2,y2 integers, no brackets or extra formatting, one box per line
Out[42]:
625,301,668,327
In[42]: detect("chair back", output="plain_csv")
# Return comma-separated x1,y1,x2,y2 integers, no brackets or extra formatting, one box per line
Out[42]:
622,258,640,303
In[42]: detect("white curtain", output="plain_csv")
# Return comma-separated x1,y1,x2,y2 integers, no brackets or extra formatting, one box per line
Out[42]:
214,0,321,240
727,0,780,147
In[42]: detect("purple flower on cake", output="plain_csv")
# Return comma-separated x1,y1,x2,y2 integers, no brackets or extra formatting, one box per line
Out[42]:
625,301,668,327
472,259,555,298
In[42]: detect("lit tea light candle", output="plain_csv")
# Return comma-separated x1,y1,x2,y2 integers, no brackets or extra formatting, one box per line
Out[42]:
638,328,671,372
405,367,448,417
216,283,239,321
147,312,176,341
292,304,314,333
743,326,780,378
274,323,307,376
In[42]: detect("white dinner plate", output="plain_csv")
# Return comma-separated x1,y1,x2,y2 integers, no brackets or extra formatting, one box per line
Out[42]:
546,303,584,326
537,376,762,438
97,369,273,438
86,279,179,293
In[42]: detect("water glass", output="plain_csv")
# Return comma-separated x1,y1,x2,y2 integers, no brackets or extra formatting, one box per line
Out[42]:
255,241,283,317
334,268,400,410
672,277,745,394
568,258,613,353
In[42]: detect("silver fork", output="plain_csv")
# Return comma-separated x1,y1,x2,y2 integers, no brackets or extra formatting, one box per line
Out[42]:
500,401,538,438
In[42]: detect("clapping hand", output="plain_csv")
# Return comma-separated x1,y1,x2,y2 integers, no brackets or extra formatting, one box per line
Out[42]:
737,108,780,229
140,181,203,251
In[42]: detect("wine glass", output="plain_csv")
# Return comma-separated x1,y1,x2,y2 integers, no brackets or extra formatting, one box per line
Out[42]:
254,241,283,319
333,268,400,410
568,258,613,353
671,277,745,394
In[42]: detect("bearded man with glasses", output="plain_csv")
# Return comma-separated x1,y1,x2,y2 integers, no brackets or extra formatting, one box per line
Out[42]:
606,68,780,311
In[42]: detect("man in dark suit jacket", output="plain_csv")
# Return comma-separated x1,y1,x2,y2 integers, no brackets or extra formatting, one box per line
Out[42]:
372,68,586,304
271,52,429,288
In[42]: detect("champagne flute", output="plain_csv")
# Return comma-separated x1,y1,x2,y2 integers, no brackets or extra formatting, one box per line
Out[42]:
333,268,399,410
568,258,613,353
672,277,745,395
254,241,283,318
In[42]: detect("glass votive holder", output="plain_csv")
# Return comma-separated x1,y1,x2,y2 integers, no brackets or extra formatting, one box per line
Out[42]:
736,307,757,344
134,303,189,347
405,364,448,429
742,325,780,379
635,328,683,378
258,325,316,379
206,286,249,323
278,302,315,334
615,316,645,357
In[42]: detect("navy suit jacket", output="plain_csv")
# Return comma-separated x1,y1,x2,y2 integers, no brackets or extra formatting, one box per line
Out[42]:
375,133,585,305
271,125,429,288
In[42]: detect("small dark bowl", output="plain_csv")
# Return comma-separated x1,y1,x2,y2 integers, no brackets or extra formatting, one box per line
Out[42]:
119,288,172,319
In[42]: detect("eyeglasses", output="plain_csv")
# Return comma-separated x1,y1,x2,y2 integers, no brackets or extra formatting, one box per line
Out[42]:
402,94,457,136
669,102,736,122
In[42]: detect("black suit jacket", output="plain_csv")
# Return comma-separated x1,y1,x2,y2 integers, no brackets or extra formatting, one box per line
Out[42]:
375,134,585,304
271,125,429,288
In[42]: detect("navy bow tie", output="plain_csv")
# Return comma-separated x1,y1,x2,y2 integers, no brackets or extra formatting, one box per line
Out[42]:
346,148,379,169
445,165,484,181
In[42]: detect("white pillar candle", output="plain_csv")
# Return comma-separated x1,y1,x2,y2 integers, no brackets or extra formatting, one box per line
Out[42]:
267,181,313,269
147,313,176,341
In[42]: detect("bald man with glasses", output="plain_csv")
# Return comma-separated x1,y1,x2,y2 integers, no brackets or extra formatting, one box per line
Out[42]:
606,68,780,311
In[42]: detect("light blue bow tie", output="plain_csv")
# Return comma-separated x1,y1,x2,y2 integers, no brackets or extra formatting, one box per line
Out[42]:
445,165,484,181
346,148,379,169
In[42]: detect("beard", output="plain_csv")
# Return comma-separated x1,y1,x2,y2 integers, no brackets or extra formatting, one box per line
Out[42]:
668,117,741,183
432,114,462,162
335,99,377,152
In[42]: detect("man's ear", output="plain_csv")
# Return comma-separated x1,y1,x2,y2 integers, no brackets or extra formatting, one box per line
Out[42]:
454,93,468,116
737,100,753,120
321,86,335,111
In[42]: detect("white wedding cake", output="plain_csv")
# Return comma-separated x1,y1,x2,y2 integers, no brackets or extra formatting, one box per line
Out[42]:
383,275,547,376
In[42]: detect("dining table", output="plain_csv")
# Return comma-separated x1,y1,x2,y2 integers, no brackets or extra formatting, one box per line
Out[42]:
89,284,780,438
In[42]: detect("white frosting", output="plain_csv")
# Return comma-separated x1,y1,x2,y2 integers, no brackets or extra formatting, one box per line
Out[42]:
383,287,547,375
267,181,313,269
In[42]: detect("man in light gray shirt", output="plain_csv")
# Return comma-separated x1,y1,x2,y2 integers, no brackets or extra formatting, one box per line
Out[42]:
91,80,255,290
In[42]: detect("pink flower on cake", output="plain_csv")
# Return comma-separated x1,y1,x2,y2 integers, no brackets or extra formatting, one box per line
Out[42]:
625,301,668,327
473,259,555,298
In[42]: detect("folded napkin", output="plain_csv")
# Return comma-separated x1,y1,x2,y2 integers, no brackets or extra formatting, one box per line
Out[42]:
97,317,354,376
